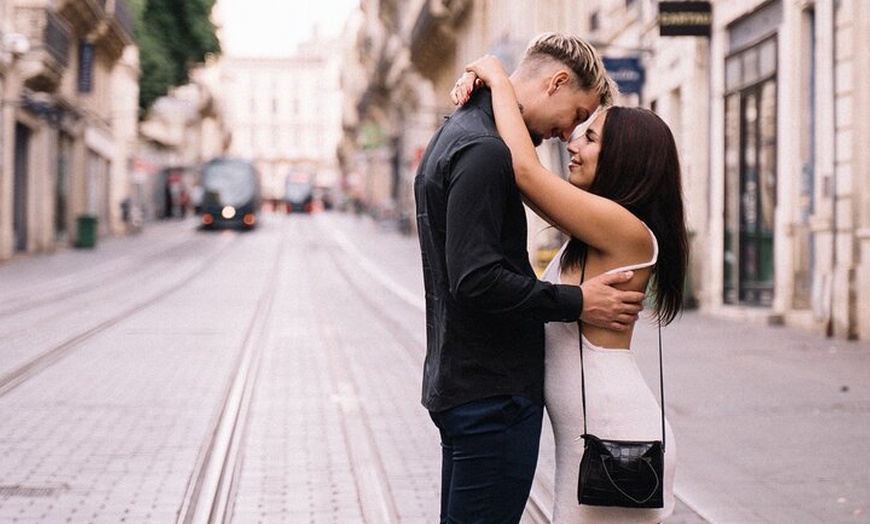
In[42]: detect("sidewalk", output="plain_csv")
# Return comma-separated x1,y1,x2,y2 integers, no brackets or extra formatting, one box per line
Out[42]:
630,310,870,524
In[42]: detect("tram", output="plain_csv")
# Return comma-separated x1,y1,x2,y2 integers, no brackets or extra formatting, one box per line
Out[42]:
284,171,314,214
198,157,261,230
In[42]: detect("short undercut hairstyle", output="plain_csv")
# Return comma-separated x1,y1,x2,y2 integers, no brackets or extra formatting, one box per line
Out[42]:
522,32,618,107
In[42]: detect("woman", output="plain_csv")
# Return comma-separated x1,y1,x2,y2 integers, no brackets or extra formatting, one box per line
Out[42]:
452,56,688,523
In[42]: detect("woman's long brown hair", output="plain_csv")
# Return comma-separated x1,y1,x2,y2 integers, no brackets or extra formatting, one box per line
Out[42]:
561,107,689,325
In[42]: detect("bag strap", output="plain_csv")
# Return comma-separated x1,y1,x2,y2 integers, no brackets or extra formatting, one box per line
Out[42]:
577,249,667,451
601,452,661,504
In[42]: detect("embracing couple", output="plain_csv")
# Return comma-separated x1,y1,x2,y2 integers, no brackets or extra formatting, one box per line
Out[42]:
414,33,688,524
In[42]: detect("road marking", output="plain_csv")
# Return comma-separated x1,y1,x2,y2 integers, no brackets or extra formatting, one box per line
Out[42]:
324,222,425,311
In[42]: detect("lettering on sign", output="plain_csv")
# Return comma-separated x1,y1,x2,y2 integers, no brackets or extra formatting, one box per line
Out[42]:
659,1,712,37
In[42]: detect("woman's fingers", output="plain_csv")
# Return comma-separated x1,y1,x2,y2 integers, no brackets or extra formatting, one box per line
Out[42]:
450,71,477,106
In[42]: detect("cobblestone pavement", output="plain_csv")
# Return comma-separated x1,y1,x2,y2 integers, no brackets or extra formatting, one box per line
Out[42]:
1,212,866,523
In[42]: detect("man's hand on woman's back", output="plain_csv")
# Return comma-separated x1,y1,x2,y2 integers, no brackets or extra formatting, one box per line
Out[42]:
579,271,644,330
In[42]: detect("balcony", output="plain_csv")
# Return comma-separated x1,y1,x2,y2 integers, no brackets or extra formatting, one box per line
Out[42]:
409,0,468,77
14,7,71,91
56,0,134,62
56,0,104,34
97,0,135,61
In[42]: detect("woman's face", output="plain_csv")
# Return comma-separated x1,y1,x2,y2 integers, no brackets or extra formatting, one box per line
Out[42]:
566,111,606,190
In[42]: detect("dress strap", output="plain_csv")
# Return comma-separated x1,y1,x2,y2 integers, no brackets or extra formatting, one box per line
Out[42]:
604,223,659,275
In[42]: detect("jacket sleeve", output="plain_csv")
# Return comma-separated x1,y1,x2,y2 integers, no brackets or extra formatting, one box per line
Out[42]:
445,138,583,323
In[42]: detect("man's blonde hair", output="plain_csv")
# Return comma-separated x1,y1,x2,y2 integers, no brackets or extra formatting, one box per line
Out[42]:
521,32,618,107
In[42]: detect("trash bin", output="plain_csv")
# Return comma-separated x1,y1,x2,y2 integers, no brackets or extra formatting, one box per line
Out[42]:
76,214,97,248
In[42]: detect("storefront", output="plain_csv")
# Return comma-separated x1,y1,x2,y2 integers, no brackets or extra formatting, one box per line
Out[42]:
722,4,780,307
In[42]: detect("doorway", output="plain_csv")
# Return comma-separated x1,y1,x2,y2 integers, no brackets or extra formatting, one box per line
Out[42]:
13,123,30,252
723,37,778,306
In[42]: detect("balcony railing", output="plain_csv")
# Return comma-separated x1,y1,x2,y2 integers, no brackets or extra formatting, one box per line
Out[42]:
14,6,71,90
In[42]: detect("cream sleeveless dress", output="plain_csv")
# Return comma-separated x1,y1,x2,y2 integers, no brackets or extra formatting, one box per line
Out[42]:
542,233,676,523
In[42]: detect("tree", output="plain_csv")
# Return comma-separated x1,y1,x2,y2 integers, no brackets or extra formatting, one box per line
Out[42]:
128,0,221,117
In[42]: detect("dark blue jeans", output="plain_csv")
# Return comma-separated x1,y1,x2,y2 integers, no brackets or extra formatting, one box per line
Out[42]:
429,395,544,524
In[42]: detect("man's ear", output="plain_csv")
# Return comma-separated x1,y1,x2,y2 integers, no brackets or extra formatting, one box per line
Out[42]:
547,70,571,95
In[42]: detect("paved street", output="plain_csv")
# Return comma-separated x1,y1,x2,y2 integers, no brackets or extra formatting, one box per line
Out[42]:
0,211,867,523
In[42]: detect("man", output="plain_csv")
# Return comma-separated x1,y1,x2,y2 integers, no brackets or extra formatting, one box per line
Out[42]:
414,33,645,523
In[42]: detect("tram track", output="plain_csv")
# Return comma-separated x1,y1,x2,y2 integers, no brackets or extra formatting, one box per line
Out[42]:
175,224,284,524
0,233,243,398
0,250,216,354
0,213,554,522
307,226,403,523
0,219,279,523
319,216,555,523
0,209,289,524
0,232,200,318
0,216,303,524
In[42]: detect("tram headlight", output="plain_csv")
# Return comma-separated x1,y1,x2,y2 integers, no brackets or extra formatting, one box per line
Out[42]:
221,206,237,219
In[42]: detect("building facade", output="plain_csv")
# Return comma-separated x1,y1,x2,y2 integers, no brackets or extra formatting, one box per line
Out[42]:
340,0,870,341
0,0,137,259
704,0,870,341
217,36,345,208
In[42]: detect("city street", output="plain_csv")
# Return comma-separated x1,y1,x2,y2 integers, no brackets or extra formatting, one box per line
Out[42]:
0,211,867,523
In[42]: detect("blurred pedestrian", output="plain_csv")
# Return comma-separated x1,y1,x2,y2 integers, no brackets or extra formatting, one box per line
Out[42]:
454,54,689,522
414,33,645,523
120,197,131,225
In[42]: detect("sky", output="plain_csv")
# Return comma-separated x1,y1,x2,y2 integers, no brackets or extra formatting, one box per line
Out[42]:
214,0,359,57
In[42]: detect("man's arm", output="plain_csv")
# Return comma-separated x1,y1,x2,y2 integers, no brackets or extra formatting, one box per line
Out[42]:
579,271,645,330
445,138,582,322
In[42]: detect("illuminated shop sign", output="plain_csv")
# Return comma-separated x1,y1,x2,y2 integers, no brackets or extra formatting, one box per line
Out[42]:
659,1,712,37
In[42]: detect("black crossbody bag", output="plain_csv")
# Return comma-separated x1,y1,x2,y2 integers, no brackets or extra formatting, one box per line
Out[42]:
576,254,666,508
